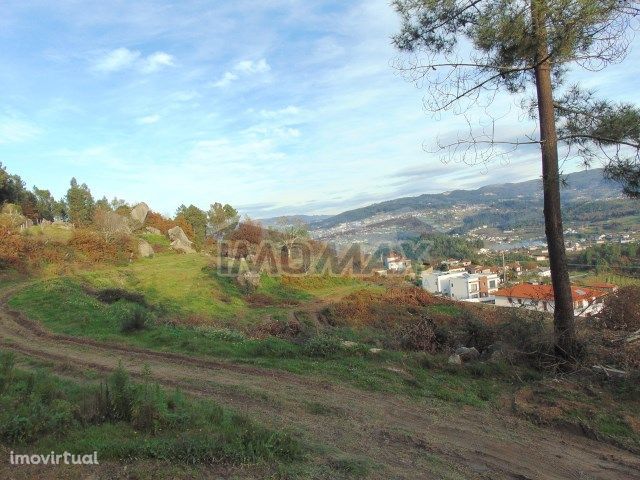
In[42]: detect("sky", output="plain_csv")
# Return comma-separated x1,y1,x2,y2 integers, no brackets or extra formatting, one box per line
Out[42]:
1,0,639,218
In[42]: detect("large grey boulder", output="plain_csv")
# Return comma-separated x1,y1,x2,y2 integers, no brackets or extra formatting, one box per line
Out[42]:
138,239,154,258
168,226,195,253
130,202,150,225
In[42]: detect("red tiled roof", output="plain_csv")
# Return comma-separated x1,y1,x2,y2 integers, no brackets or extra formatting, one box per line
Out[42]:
587,282,618,290
494,283,607,302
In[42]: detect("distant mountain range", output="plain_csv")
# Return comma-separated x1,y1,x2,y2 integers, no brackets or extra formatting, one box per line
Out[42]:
285,168,638,250
312,168,623,230
257,214,331,229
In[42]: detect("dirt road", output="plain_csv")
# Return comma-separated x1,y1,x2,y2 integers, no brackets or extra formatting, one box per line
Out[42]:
0,284,638,479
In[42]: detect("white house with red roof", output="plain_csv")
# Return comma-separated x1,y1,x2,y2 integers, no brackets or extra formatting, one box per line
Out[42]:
493,283,608,316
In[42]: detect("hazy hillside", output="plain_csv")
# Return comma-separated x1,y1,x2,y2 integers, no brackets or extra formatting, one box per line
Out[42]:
314,168,623,230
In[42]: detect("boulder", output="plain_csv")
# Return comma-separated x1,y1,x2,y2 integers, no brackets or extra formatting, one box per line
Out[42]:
145,226,161,235
138,239,154,258
130,202,150,225
448,354,462,365
168,226,195,254
455,346,480,362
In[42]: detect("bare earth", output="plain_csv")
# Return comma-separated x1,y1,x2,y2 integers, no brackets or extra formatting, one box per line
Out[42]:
0,284,638,479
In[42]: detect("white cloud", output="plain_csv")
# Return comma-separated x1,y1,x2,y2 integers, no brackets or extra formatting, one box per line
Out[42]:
234,58,270,74
211,58,271,88
136,114,160,125
211,71,239,88
93,48,175,74
93,47,141,72
259,106,301,119
0,116,40,144
141,52,176,73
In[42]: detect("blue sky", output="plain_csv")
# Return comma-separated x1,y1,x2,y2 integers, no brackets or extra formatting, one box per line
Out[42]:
1,0,639,218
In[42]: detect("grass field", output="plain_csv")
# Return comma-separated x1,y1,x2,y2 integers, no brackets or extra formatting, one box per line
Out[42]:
5,254,640,455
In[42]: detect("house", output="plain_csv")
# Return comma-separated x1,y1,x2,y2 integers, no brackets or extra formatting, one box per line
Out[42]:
449,273,501,301
493,283,607,316
586,282,618,293
537,268,552,278
422,270,500,300
384,252,412,273
422,270,465,296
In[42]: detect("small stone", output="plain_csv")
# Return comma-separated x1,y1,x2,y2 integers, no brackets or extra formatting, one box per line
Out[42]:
369,348,383,354
448,354,462,365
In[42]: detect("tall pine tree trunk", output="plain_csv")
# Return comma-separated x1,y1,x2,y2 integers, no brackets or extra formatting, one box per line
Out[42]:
532,0,577,358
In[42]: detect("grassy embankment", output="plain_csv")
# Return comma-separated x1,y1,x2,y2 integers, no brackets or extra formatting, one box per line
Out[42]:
0,352,302,474
7,254,509,408
6,254,640,450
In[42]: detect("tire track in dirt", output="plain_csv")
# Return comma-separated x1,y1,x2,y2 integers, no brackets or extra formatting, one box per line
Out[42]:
1,283,639,479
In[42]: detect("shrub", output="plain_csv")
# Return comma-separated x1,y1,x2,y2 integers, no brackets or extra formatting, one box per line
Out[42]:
253,319,302,340
303,335,342,358
599,286,640,331
397,318,438,353
119,304,153,333
460,313,497,352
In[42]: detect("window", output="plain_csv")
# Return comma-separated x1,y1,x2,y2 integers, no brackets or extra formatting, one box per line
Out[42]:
469,283,479,292
489,280,496,288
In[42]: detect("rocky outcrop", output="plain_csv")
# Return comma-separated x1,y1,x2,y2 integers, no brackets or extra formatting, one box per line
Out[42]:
168,226,195,253
130,202,150,226
138,239,154,258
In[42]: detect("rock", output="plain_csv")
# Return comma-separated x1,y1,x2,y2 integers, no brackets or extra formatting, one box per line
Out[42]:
130,202,150,225
138,239,154,258
168,226,195,253
369,348,383,354
145,226,161,235
448,354,462,365
341,341,358,348
235,271,260,289
455,346,480,361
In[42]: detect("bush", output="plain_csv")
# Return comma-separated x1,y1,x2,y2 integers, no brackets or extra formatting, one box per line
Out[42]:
460,313,497,352
397,318,438,353
253,319,302,340
118,304,153,333
303,336,342,358
600,286,640,331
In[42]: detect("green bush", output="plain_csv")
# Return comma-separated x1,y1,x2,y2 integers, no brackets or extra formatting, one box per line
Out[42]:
118,303,153,333
303,336,342,358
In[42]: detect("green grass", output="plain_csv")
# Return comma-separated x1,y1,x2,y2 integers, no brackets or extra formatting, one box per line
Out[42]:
140,233,171,248
0,352,302,466
573,272,640,287
8,277,506,407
